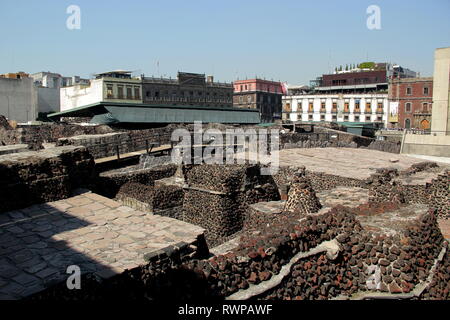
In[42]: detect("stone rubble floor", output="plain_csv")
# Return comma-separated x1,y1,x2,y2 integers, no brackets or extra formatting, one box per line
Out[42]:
0,191,204,300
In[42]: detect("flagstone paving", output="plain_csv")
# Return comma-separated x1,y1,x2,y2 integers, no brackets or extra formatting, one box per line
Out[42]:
0,191,204,300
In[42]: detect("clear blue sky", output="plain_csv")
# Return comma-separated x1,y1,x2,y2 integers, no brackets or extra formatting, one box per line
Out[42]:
0,0,449,84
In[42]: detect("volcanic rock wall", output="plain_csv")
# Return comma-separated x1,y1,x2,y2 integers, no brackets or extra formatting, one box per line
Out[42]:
273,166,364,193
182,164,280,247
116,182,184,217
280,130,401,154
0,146,96,213
367,166,450,219
95,164,177,198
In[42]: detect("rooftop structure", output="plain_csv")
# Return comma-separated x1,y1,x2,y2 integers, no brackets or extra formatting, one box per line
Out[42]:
48,101,260,125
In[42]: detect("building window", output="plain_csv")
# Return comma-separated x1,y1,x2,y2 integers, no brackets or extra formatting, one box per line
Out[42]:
405,118,411,129
320,114,325,121
423,87,429,95
406,87,412,95
355,101,360,112
117,86,124,99
321,101,326,112
134,86,140,100
405,102,412,113
344,102,349,113
354,115,360,122
126,86,132,99
106,84,114,98
239,96,243,103
365,102,371,113
377,116,382,122
332,102,337,112
154,91,159,98
344,115,349,121
332,115,337,121
308,102,313,112
366,116,371,121
422,102,428,112
308,114,313,121
146,90,151,98
247,96,252,103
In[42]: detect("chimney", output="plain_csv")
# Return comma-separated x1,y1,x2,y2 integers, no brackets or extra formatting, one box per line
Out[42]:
207,75,214,83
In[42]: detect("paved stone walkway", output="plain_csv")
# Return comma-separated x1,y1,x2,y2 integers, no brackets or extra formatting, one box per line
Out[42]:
0,191,204,300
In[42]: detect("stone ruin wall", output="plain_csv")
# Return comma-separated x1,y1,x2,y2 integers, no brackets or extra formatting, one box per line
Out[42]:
26,202,449,301
280,129,401,154
115,182,184,219
95,164,177,199
0,122,176,152
0,146,96,214
181,164,280,247
367,164,450,219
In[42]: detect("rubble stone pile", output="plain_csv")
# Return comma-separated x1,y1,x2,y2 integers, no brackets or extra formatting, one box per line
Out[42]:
0,146,96,213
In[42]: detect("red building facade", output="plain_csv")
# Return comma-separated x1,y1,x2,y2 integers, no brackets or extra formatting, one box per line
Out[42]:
233,79,284,122
388,77,433,129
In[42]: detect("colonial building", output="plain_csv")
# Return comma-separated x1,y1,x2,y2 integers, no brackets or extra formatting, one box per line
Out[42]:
283,93,388,125
142,72,233,107
60,70,143,111
388,77,433,130
233,79,283,123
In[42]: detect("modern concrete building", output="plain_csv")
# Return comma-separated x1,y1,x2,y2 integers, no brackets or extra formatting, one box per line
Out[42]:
282,93,388,125
60,70,143,111
401,47,450,157
315,63,417,94
142,72,233,107
0,76,37,123
233,79,284,123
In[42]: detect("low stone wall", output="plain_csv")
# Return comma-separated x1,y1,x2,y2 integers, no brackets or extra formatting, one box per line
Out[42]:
367,167,450,219
0,146,96,213
273,166,364,193
279,129,400,154
116,182,184,214
0,123,175,152
95,164,177,198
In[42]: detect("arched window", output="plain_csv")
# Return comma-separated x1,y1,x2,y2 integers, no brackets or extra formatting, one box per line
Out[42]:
405,102,412,113
405,118,411,129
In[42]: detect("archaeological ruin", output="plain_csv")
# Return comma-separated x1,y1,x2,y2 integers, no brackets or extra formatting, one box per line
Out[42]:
0,121,449,301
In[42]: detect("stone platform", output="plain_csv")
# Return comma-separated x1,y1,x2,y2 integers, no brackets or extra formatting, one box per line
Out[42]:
0,191,205,300
238,148,430,180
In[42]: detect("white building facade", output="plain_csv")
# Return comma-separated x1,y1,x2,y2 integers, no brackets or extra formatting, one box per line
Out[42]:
282,93,388,126
60,72,143,112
